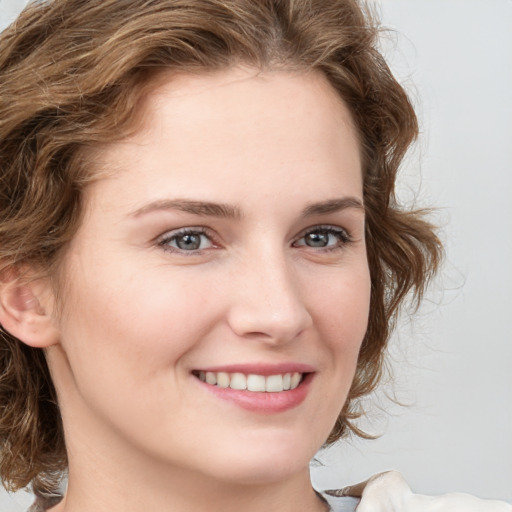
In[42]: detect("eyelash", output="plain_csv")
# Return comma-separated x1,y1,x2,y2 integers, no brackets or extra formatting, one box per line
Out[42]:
293,225,352,252
157,227,216,255
157,225,352,255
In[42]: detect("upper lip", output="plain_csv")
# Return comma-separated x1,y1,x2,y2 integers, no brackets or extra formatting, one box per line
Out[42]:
194,363,315,376
192,363,315,376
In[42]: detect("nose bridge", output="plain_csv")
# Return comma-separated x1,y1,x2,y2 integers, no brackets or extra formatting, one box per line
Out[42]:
227,243,312,343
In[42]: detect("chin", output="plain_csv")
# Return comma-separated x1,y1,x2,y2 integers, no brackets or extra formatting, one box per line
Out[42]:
201,430,320,485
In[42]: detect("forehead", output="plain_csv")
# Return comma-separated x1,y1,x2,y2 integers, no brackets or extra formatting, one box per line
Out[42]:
140,66,360,152
85,67,363,211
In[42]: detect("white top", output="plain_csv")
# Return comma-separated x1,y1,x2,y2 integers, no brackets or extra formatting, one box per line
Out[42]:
320,492,360,511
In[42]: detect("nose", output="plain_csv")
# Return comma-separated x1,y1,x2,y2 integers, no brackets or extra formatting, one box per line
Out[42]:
226,251,313,344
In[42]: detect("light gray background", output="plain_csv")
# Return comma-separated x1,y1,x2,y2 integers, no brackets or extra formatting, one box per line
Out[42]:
0,0,511,510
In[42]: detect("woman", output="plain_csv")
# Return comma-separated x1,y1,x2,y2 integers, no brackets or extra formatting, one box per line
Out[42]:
0,1,509,511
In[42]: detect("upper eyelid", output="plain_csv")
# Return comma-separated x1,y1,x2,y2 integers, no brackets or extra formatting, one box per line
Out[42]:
155,223,352,249
157,226,212,241
156,226,217,247
295,224,351,238
292,225,353,251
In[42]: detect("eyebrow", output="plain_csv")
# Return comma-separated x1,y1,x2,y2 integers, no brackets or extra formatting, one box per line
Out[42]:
301,197,364,216
131,199,242,219
130,196,364,219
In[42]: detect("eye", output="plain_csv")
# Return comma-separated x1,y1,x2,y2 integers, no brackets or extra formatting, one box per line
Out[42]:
293,226,351,250
158,228,214,253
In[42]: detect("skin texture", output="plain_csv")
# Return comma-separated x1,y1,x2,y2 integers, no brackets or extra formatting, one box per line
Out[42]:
30,68,371,512
1,68,508,512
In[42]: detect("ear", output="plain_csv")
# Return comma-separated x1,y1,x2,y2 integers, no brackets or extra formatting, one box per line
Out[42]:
0,270,60,348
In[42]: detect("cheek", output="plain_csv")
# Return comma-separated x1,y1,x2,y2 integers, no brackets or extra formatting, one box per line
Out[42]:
54,271,220,441
56,263,219,397
313,262,371,390
315,264,371,343
293,264,370,442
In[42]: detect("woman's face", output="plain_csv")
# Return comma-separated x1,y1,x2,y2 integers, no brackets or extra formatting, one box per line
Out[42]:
48,67,371,485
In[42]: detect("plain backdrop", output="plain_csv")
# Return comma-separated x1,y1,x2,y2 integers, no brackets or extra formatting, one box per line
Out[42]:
0,0,511,510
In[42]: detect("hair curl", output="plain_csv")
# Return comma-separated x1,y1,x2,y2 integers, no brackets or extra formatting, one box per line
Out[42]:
0,0,441,495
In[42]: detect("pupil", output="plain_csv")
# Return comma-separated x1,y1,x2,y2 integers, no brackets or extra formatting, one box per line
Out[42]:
177,234,201,250
306,231,328,247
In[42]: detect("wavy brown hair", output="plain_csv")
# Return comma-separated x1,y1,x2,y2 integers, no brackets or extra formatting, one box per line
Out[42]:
0,0,441,495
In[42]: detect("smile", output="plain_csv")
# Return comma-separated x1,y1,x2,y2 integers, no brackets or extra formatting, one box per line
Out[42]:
193,371,304,392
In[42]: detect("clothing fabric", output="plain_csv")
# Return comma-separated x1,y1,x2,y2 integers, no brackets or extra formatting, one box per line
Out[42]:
27,494,62,512
320,492,360,511
28,491,360,511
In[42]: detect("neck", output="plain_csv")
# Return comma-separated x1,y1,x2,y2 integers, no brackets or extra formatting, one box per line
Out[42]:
51,411,327,512
53,456,327,512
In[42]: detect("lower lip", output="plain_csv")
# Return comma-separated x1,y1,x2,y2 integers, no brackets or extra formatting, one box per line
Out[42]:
194,373,313,413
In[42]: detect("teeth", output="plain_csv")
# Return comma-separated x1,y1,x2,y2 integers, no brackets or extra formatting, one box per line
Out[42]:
229,373,247,390
196,371,304,392
290,372,301,389
217,372,230,388
266,374,283,392
247,374,266,392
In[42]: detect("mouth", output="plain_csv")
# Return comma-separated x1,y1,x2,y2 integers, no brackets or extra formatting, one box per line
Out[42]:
191,364,314,412
192,370,305,392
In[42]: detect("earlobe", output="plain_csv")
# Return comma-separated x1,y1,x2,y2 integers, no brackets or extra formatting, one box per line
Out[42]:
0,271,60,348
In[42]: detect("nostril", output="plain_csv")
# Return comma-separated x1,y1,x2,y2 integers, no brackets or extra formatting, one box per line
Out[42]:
227,299,312,344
